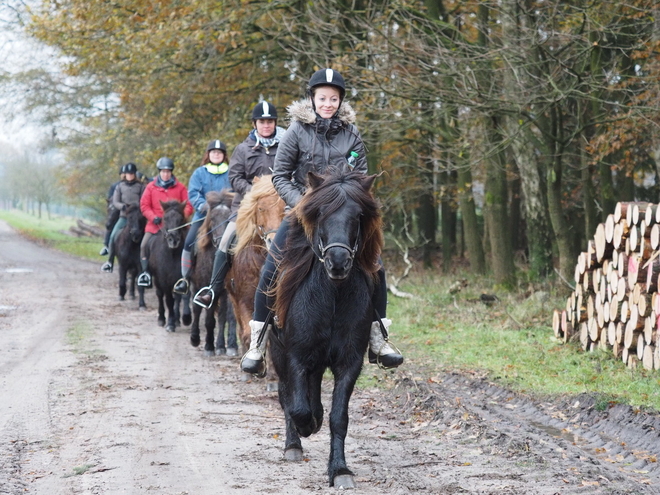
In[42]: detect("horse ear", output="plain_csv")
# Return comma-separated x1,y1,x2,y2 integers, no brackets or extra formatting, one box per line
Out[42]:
362,174,377,192
252,175,261,185
159,199,166,210
308,171,324,190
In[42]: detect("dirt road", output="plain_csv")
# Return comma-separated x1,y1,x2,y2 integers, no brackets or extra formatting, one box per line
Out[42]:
0,219,658,494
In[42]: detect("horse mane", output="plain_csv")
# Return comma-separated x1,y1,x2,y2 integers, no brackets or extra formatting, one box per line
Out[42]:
273,170,384,327
233,175,279,254
197,190,233,250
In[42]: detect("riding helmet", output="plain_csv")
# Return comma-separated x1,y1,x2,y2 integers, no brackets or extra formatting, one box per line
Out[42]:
251,101,278,120
308,68,346,100
156,157,175,170
123,162,138,174
119,164,126,175
206,139,227,153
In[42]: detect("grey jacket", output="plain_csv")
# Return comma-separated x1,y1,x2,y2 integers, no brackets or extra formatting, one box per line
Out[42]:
113,180,145,218
228,128,283,213
272,99,367,208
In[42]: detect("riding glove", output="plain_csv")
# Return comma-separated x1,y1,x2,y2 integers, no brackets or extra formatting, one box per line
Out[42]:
153,217,162,225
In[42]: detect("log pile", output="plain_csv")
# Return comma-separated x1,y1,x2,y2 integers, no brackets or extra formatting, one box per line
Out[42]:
69,219,104,238
553,202,660,371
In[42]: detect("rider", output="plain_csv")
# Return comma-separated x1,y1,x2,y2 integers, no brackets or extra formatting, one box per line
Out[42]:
193,101,285,308
240,68,404,375
137,157,194,288
173,140,231,295
100,165,126,256
101,162,145,273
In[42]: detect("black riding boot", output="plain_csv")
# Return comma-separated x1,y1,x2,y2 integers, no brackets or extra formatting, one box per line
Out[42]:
193,249,229,307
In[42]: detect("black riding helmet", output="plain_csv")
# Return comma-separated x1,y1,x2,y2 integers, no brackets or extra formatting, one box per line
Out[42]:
251,101,278,120
123,162,138,174
307,68,346,101
156,157,175,170
206,140,227,153
119,164,126,175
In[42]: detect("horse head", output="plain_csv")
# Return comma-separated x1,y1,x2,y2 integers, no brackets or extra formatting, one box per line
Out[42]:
300,171,381,281
234,175,285,254
197,190,234,250
125,204,145,244
160,200,187,249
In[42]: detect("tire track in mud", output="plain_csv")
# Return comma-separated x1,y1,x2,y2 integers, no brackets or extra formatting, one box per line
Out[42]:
391,372,660,494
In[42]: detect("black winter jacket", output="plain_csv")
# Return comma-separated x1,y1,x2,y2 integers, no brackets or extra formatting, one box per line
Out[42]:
272,99,367,208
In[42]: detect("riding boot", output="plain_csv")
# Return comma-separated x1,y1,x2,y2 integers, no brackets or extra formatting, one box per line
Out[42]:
193,249,230,308
173,277,189,295
137,258,152,288
368,318,404,369
240,320,271,377
174,249,193,295
101,244,115,272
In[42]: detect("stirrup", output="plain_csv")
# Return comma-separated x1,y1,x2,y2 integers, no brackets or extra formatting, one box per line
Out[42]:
173,278,189,295
193,287,214,309
368,340,404,369
137,272,152,288
101,262,113,273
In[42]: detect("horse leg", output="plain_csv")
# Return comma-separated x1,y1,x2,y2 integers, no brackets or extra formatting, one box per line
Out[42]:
326,359,363,488
287,358,318,438
203,301,217,356
226,299,238,355
165,291,176,332
277,380,303,461
118,266,127,301
138,285,146,310
128,268,136,300
156,287,166,327
173,293,182,327
190,302,202,347
214,295,227,354
181,292,192,326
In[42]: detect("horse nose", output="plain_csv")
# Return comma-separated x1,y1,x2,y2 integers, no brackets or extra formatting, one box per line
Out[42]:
323,252,353,280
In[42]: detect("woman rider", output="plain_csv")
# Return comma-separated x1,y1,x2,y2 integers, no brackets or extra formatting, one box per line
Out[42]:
240,68,404,376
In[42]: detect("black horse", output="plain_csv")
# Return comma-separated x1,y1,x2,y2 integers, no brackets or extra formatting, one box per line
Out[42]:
270,170,384,488
147,200,190,332
190,190,237,356
113,204,146,308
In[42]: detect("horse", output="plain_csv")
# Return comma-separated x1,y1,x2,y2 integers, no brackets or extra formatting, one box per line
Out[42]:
147,200,190,332
269,170,384,488
113,204,146,308
189,190,238,356
226,175,284,377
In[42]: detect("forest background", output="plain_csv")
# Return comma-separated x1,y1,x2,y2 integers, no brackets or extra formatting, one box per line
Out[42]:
1,0,660,288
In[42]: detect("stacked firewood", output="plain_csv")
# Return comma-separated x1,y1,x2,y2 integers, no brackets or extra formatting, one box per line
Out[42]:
553,201,660,371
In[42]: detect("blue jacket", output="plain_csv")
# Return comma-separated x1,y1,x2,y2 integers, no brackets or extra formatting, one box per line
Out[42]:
187,164,231,214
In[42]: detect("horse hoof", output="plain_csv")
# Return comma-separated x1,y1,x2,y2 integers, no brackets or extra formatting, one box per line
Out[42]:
216,348,228,357
204,349,214,357
166,326,176,333
190,336,200,347
118,296,125,301
266,382,279,392
333,474,356,489
158,320,166,327
182,314,192,326
284,448,303,462
139,306,147,312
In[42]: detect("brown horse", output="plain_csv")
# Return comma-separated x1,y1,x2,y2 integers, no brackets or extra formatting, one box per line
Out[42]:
226,175,285,367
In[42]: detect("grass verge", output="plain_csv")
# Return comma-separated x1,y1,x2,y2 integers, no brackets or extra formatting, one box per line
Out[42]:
380,268,660,412
0,208,101,260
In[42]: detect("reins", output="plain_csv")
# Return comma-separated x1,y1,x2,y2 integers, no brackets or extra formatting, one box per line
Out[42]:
313,222,360,263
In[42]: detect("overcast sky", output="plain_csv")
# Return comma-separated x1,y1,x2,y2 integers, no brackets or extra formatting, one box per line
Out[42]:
0,1,53,153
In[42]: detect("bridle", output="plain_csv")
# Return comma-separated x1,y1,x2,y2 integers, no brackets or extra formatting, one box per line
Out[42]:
314,222,360,264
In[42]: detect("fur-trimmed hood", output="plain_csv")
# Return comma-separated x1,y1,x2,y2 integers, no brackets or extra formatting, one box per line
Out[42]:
286,98,357,126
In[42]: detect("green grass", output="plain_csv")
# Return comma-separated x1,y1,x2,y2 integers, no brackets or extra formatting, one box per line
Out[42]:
382,269,660,412
0,208,101,260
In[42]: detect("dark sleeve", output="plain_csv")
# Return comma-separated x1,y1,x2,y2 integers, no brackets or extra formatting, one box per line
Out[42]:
271,123,304,208
349,124,368,174
228,144,249,196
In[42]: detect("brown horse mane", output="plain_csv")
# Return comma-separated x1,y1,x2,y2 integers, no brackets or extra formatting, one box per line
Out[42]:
233,175,281,255
197,190,234,250
273,170,384,327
